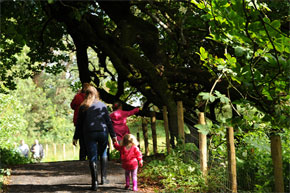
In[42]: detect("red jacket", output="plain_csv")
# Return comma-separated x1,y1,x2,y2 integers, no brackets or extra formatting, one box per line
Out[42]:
70,92,85,126
114,143,142,170
110,108,139,141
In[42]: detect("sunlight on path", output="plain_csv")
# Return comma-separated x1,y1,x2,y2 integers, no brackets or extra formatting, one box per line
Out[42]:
7,160,141,193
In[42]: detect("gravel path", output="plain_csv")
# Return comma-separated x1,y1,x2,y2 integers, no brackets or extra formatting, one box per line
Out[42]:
6,160,143,193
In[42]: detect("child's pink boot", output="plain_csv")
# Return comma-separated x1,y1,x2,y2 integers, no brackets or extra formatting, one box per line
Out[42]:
125,176,130,189
132,180,138,191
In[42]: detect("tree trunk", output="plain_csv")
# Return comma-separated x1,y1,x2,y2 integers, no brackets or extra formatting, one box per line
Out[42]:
142,118,149,156
151,111,157,154
270,134,284,193
74,42,91,83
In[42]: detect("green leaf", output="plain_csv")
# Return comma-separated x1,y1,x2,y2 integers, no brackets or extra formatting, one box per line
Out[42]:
217,64,225,71
179,168,185,175
194,124,210,135
199,47,208,60
264,53,277,67
214,90,222,97
270,20,281,29
242,151,247,157
263,17,271,24
231,76,241,84
197,2,206,9
190,0,198,5
220,95,230,104
225,54,237,67
209,95,216,103
234,46,245,57
199,91,216,103
199,92,211,100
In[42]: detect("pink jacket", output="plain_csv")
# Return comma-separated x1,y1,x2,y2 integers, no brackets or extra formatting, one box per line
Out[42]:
114,143,142,170
110,108,139,141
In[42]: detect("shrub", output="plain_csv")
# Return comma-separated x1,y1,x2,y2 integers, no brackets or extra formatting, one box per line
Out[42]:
0,147,32,192
140,143,226,192
0,148,32,166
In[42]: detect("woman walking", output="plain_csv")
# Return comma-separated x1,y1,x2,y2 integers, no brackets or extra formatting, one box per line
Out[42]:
73,85,117,190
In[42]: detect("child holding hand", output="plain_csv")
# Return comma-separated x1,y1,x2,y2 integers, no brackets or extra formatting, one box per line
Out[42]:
114,134,143,191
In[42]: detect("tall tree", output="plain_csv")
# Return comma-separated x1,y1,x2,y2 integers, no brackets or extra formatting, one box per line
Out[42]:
1,1,289,148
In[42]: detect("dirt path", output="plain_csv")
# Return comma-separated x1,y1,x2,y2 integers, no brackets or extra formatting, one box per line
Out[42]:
6,160,150,193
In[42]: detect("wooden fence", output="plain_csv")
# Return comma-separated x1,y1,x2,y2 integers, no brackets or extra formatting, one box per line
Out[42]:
42,143,79,161
136,101,238,193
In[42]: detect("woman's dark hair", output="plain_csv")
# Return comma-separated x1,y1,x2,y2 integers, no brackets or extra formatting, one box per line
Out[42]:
113,101,122,111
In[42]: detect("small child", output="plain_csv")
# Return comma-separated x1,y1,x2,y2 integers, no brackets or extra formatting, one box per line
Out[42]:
114,134,143,191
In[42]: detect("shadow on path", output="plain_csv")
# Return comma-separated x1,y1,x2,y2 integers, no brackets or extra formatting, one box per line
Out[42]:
7,160,138,193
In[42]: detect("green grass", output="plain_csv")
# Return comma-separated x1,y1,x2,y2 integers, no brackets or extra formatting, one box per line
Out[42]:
42,143,80,162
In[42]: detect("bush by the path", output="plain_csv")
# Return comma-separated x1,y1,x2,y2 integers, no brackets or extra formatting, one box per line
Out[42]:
0,148,32,191
0,148,32,166
140,143,226,193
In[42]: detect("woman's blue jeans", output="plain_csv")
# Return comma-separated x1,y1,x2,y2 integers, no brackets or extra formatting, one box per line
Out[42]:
85,131,108,162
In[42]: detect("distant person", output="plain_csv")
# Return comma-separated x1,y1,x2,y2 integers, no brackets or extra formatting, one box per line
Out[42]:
30,139,44,162
73,85,117,190
110,101,139,143
18,139,29,158
71,82,90,160
114,134,143,191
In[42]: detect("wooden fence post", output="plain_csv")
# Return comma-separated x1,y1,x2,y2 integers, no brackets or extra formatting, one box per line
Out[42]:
73,144,75,158
45,144,48,158
271,134,284,193
198,112,207,178
53,143,57,156
142,117,149,156
63,144,66,159
162,106,170,154
151,111,158,154
177,101,185,144
227,127,237,193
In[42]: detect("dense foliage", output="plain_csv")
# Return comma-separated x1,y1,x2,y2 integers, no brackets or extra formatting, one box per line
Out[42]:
141,144,226,192
0,0,289,192
1,0,289,145
194,0,289,131
0,93,27,149
141,108,290,192
0,52,78,190
13,77,75,143
0,46,77,159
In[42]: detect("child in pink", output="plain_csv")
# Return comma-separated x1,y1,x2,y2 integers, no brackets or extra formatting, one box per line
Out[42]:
110,101,139,142
114,134,143,191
